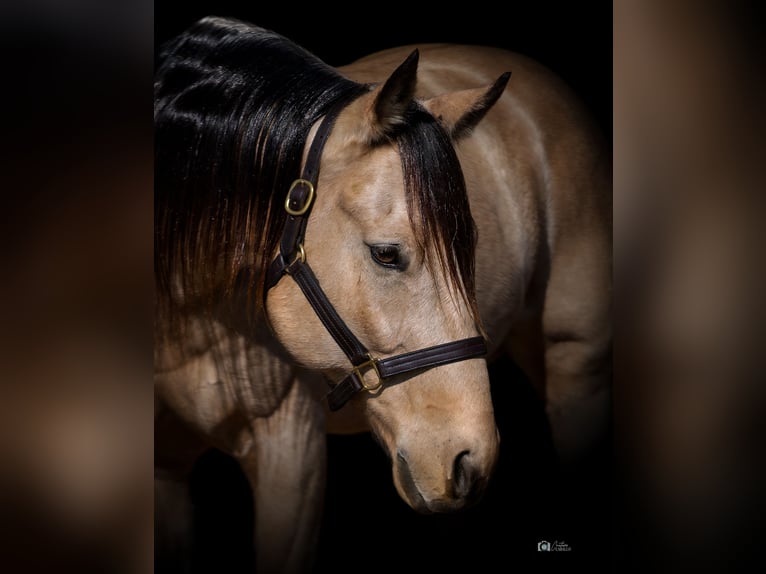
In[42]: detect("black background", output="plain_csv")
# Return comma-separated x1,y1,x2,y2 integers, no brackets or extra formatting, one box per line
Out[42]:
155,3,613,572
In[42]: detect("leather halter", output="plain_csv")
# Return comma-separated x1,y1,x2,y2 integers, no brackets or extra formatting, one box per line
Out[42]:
265,99,487,411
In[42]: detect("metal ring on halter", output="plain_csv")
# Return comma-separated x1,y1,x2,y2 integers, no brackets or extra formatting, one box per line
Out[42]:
353,354,383,392
285,243,306,272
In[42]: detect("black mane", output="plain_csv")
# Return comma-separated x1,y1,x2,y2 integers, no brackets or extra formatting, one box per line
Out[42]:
155,17,367,311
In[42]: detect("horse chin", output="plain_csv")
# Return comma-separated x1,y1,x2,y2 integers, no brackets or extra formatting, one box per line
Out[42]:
395,482,432,514
394,479,474,515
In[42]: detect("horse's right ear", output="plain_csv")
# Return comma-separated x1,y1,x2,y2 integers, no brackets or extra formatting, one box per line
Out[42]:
368,49,419,140
423,72,511,140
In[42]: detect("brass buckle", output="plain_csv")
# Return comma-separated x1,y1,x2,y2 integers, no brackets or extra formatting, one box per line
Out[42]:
353,354,383,392
285,179,315,216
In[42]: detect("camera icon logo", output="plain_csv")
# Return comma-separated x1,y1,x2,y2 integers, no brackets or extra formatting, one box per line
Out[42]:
538,540,551,552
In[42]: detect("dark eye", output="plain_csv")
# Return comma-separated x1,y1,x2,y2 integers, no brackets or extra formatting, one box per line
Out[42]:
369,244,404,269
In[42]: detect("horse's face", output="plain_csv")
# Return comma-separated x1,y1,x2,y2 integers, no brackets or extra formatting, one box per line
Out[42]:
267,52,509,513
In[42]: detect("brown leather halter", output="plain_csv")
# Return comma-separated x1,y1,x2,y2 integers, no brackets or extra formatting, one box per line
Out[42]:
266,98,487,411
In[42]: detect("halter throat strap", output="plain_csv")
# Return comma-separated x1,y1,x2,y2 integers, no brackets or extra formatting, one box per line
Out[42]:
266,99,487,411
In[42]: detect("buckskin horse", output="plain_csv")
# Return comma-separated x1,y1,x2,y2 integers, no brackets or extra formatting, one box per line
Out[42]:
154,16,611,572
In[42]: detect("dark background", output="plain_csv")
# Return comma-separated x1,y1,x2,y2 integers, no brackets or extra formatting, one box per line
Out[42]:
155,3,613,573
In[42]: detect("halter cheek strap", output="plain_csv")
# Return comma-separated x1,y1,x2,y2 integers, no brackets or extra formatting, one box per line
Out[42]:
266,99,487,411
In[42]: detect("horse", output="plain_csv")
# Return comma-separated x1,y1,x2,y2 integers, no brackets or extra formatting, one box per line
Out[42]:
154,16,611,573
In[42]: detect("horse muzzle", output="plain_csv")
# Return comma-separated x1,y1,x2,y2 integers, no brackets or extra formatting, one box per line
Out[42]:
393,437,497,514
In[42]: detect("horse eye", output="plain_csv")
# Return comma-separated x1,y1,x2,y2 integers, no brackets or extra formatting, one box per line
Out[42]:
369,244,403,269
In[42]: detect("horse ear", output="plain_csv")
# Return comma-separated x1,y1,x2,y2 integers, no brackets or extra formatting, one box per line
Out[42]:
423,72,511,140
369,49,419,140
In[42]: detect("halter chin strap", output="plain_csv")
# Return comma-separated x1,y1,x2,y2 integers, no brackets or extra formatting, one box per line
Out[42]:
266,99,487,411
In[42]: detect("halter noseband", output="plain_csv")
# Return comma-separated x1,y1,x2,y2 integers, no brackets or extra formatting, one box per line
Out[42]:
265,99,487,411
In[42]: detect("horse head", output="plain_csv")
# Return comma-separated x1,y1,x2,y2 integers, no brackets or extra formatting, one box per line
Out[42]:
266,50,510,513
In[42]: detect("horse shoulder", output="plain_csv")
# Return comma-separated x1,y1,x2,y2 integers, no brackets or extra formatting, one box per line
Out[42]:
155,315,299,457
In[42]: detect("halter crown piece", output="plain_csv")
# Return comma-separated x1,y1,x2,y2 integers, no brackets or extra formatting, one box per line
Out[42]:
266,98,487,411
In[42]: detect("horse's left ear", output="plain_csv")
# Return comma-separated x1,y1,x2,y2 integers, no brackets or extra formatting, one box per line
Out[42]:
369,49,420,140
423,72,511,140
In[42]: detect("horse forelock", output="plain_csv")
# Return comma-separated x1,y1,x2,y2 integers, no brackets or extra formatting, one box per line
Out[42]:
395,105,484,335
154,17,367,321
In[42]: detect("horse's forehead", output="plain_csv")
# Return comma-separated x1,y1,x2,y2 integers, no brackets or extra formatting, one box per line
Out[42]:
324,141,407,218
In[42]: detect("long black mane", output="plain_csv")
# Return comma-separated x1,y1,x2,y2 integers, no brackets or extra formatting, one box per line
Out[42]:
155,16,479,329
155,17,368,312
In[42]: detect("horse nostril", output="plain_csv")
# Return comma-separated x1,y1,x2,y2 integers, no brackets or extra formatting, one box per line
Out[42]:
452,450,477,500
